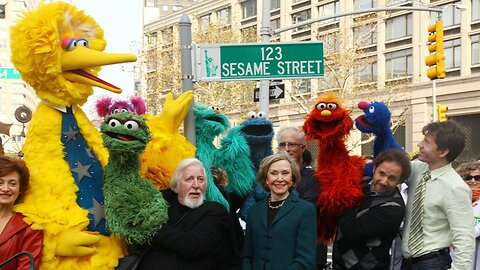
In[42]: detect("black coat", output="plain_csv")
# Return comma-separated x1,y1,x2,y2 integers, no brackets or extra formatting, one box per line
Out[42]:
139,189,234,270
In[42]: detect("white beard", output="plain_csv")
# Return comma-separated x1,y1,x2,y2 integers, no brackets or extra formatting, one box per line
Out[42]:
182,193,204,209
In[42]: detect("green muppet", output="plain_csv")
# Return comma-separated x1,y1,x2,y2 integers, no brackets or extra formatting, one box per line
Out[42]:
101,112,168,245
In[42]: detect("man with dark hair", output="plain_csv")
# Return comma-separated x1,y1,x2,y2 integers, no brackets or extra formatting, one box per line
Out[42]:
277,127,327,270
333,149,411,269
402,121,474,270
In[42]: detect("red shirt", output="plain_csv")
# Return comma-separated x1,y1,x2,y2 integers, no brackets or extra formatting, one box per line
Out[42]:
0,212,43,270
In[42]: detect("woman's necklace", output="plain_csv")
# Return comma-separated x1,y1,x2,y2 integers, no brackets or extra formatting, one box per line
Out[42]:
268,197,286,209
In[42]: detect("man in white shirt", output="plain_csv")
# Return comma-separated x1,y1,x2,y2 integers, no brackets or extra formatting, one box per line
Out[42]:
401,121,474,270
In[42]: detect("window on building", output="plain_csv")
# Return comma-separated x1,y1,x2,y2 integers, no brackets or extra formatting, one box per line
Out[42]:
472,34,480,65
444,38,461,69
441,2,462,26
318,1,340,24
387,0,408,5
199,14,211,31
295,79,311,94
292,9,311,31
450,114,480,162
271,0,280,10
358,61,378,82
473,0,480,21
147,32,158,48
162,4,169,12
145,0,156,7
385,48,413,79
353,24,377,46
354,0,377,10
218,7,231,26
385,14,412,40
172,5,182,11
161,27,173,44
271,18,280,30
242,0,257,19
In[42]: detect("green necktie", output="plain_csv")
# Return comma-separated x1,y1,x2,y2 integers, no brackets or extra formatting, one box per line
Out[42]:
408,171,431,255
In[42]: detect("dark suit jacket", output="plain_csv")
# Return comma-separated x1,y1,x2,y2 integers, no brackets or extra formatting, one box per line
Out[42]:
139,189,234,270
242,193,317,270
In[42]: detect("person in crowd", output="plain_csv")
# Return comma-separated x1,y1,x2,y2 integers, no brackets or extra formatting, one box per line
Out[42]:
0,155,43,270
401,121,474,270
139,158,234,270
211,166,244,269
333,149,410,269
302,148,313,169
277,127,327,269
455,160,480,270
242,152,317,270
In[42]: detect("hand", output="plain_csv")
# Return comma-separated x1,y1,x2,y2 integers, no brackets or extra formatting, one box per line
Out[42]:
55,222,100,257
157,91,194,134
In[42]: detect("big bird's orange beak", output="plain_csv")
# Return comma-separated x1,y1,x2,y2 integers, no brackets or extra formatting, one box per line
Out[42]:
61,47,137,93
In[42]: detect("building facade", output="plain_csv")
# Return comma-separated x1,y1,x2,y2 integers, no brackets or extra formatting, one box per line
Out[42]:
0,0,38,155
142,0,480,162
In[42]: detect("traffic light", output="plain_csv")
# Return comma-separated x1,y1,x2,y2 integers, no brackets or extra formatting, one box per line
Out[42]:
437,104,448,122
425,21,445,80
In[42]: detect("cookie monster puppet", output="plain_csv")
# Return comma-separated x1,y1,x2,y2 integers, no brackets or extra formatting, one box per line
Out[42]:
355,101,403,176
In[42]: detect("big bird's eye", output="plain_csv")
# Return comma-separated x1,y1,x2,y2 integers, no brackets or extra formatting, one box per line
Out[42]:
61,37,77,51
108,119,121,128
247,111,257,119
124,120,139,130
257,111,267,119
76,38,89,47
316,103,327,110
369,106,375,113
327,103,338,109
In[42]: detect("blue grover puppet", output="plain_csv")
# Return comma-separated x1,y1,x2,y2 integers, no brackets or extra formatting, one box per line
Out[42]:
355,101,403,176
237,111,274,221
194,104,255,210
101,111,168,245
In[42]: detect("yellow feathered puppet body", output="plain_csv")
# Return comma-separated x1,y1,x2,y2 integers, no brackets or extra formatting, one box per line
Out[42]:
10,2,137,269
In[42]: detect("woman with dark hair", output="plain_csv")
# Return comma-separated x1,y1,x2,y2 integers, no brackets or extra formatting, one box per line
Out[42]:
0,155,43,270
242,152,316,270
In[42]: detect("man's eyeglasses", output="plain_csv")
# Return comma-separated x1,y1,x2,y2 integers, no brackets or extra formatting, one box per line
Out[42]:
464,175,480,181
278,142,303,149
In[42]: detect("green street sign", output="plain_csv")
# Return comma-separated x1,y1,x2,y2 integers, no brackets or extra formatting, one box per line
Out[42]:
194,42,324,81
0,68,20,79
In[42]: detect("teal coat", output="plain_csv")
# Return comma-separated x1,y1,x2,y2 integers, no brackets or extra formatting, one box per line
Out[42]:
242,193,317,270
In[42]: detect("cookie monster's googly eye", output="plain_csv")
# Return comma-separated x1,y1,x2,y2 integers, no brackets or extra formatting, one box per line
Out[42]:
76,38,89,48
369,106,375,113
124,120,139,130
327,103,337,109
121,108,129,113
207,105,215,110
61,37,77,51
257,111,266,119
247,111,257,119
108,119,121,128
316,103,327,110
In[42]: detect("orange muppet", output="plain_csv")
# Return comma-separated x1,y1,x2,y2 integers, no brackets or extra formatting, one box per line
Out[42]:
303,93,364,244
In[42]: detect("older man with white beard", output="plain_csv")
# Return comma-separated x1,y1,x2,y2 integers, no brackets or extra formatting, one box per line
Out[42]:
138,158,235,270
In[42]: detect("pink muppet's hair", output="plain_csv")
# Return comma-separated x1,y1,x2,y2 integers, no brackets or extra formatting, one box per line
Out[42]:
95,96,146,117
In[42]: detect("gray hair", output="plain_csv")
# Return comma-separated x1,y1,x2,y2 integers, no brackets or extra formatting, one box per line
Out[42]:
276,127,305,144
170,158,207,189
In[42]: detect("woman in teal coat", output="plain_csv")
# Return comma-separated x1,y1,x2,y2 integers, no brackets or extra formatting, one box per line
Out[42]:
242,152,317,270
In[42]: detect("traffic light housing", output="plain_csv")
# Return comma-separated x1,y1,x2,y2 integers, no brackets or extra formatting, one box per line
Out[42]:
437,104,448,122
425,21,445,80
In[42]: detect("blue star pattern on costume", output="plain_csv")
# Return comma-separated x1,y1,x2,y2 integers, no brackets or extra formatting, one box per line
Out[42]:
61,107,107,235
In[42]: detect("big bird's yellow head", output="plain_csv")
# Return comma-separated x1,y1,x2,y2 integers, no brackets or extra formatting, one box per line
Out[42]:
10,2,136,107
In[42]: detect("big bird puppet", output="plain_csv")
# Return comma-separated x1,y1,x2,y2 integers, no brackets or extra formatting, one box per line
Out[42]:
10,2,138,269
